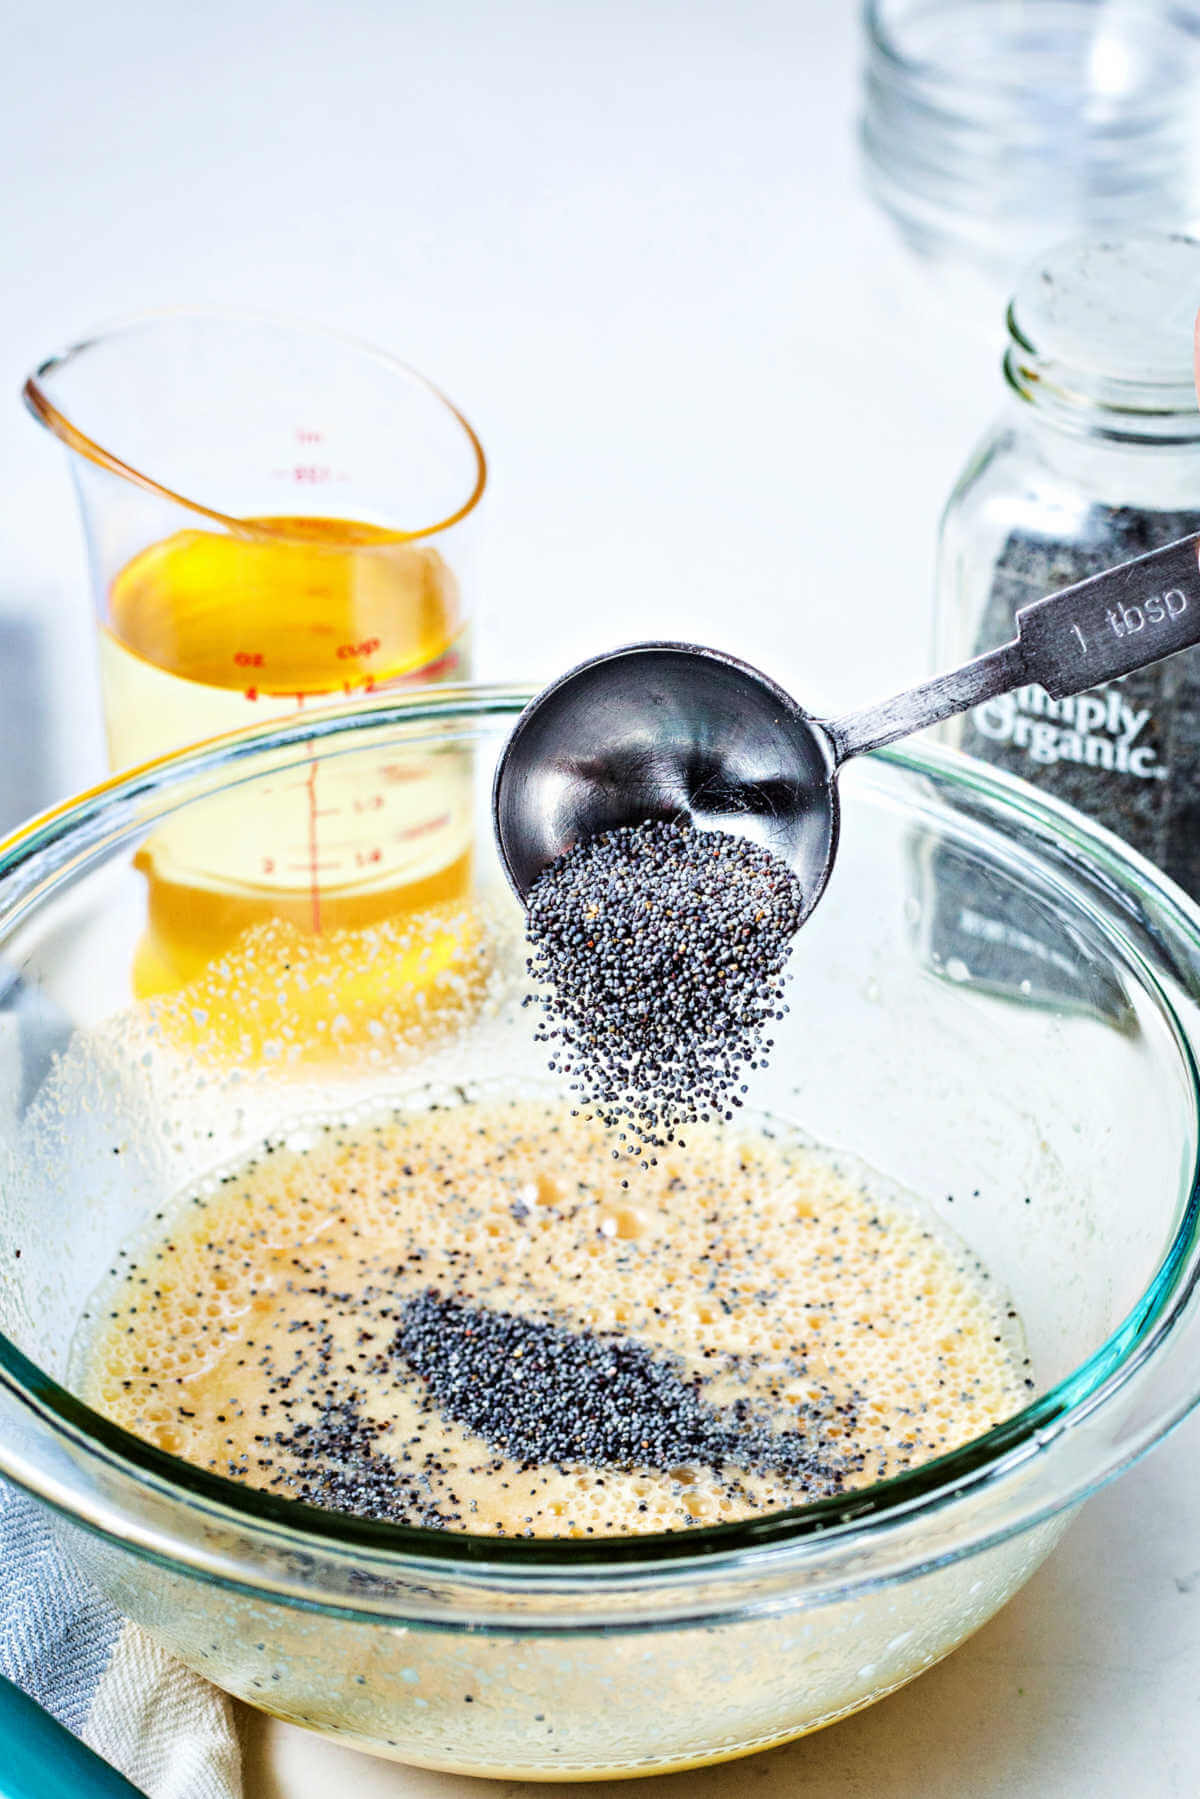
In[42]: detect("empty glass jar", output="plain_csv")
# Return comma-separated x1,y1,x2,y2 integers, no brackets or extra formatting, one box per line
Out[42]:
861,2,1200,315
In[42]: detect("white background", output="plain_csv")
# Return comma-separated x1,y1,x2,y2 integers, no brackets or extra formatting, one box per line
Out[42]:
2,2,1199,1794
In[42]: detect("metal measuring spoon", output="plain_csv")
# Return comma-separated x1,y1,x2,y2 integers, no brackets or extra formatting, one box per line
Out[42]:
494,531,1200,920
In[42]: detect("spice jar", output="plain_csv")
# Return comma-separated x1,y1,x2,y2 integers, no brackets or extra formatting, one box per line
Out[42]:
934,231,1200,901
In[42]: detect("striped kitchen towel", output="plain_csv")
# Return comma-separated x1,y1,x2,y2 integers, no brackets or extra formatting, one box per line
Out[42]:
0,1479,241,1799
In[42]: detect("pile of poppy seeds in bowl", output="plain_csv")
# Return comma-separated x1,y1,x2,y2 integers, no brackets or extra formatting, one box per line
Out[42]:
395,1290,856,1494
523,816,805,1164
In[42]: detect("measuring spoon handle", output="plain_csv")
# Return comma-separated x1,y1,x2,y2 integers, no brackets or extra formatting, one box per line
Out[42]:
825,531,1200,763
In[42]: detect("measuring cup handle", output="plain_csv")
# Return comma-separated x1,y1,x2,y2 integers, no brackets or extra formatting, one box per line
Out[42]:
824,531,1200,764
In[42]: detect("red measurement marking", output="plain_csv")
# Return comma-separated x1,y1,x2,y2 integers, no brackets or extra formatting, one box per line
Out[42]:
244,686,259,702
337,638,381,660
234,651,264,668
292,465,332,484
295,427,324,444
361,644,462,702
314,838,390,852
355,848,383,868
396,645,461,684
396,812,450,842
295,694,322,935
353,795,384,813
379,764,425,784
306,764,322,937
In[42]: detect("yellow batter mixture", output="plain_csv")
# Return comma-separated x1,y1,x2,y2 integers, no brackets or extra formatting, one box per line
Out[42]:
81,1097,1028,1535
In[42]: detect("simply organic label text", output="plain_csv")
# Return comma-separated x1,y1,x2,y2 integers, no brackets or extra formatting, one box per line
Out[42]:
971,684,1165,779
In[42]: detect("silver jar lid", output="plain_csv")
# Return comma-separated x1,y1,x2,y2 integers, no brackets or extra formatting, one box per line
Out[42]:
1004,231,1200,438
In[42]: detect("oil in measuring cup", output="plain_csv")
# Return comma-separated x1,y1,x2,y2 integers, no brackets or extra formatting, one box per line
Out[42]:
102,515,474,1001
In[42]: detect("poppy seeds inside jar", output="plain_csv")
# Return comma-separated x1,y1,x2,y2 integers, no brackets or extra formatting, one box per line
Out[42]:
523,818,804,1152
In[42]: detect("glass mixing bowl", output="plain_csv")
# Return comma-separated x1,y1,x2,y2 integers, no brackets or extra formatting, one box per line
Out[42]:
1,688,1199,1779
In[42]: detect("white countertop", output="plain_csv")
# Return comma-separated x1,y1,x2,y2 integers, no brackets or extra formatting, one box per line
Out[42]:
2,2,1198,1793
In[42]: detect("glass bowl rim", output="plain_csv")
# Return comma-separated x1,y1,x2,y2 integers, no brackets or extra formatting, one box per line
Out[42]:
0,683,1198,1581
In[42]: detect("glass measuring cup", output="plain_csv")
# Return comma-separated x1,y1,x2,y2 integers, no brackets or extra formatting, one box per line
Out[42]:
24,311,487,994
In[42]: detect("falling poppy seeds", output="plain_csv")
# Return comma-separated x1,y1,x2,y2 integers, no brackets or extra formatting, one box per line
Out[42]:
523,819,805,1152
